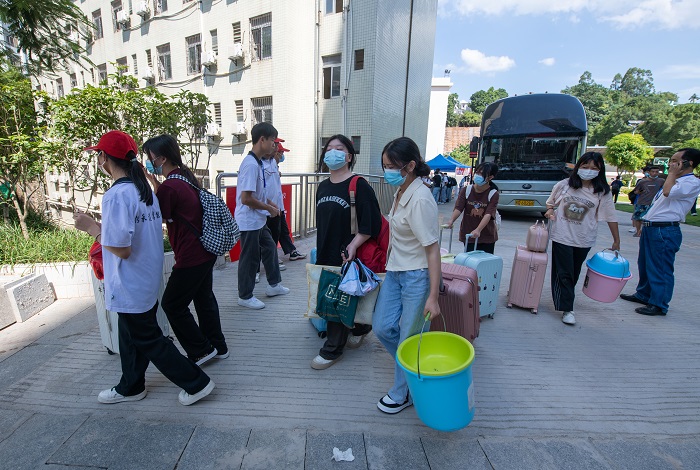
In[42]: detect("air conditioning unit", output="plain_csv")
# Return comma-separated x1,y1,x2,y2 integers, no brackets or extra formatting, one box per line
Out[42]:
205,123,221,138
228,43,244,61
59,175,69,184
117,10,130,26
201,49,217,67
141,66,155,81
49,174,59,183
135,1,150,17
233,122,247,135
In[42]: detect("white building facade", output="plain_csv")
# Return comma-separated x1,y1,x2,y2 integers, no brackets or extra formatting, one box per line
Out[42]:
425,76,452,160
40,0,437,181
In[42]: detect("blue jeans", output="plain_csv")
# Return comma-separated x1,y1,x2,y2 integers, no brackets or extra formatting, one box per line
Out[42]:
432,186,441,203
372,269,430,402
635,225,682,312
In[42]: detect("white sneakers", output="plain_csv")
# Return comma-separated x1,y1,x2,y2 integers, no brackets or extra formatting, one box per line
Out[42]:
265,283,290,297
98,387,147,404
311,354,342,370
178,380,215,406
377,394,413,414
562,311,576,325
238,296,265,309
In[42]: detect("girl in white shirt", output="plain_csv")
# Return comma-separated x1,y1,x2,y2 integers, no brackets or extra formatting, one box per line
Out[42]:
373,137,442,414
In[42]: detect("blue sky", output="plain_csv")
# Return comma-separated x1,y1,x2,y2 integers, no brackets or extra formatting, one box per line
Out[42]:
433,0,700,104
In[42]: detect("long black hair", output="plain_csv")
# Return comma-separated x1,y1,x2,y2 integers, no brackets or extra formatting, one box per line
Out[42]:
381,137,431,177
569,151,610,195
106,151,154,206
142,134,201,189
317,134,356,172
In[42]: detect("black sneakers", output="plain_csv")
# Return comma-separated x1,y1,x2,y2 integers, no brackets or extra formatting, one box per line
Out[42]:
289,250,307,261
377,394,413,414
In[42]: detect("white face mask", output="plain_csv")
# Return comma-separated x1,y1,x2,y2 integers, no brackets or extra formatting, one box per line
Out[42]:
577,168,599,181
97,154,111,178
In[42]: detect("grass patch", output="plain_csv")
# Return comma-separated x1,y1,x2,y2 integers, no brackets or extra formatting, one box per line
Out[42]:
0,219,94,265
615,203,700,227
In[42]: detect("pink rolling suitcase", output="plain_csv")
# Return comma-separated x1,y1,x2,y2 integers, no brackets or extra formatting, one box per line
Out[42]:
507,245,548,314
525,220,549,253
431,263,480,343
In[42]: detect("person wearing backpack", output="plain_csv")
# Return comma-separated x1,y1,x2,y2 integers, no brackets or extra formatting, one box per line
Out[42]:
311,134,382,370
445,162,500,254
143,135,228,366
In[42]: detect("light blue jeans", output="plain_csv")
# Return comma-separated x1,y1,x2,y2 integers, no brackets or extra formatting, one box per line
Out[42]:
372,269,430,402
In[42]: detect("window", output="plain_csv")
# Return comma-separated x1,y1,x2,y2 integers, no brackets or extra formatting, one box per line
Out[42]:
90,68,95,84
69,73,77,88
326,0,343,14
153,0,167,14
56,78,65,98
251,96,272,125
156,43,172,80
351,136,361,153
97,64,108,83
213,103,222,127
146,49,152,67
116,56,128,75
322,54,341,99
80,71,85,86
132,54,138,76
111,1,123,32
210,29,218,53
250,13,271,61
92,9,103,39
232,22,241,43
235,100,244,122
354,49,364,70
186,34,202,75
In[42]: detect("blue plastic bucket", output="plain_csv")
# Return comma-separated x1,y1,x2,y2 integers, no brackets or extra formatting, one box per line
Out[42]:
397,331,475,431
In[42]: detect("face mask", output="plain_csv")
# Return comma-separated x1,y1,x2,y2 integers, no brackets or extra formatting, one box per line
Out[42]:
323,149,348,170
473,175,486,186
279,154,285,163
644,172,650,178
384,167,407,186
97,154,111,178
145,159,163,175
577,168,599,180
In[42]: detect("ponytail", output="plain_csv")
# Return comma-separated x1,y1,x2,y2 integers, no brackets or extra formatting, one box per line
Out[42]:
107,152,154,206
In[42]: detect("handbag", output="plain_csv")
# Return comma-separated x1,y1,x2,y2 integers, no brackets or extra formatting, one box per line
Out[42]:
338,259,381,297
316,268,359,328
88,241,104,280
349,176,389,273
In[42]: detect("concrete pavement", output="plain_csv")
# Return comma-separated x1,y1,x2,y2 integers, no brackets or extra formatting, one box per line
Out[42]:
1,203,699,469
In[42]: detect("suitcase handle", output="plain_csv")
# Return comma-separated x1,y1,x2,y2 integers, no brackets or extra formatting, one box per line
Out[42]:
416,313,447,380
465,234,478,252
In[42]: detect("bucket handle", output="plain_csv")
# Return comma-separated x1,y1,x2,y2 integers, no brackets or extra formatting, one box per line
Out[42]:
600,249,627,279
416,313,447,381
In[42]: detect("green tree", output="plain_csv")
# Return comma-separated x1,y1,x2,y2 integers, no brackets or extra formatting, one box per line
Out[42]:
446,92,459,127
605,133,654,176
449,144,471,164
610,73,622,91
689,94,699,104
457,111,481,127
562,71,614,128
620,68,655,97
469,87,508,114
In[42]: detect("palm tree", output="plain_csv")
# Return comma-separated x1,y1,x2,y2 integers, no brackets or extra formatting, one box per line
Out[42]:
690,94,699,104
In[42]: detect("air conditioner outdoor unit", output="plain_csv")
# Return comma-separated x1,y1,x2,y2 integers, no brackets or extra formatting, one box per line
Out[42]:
49,174,59,183
205,123,221,138
233,122,247,135
59,175,69,184
201,49,217,67
228,43,244,61
117,10,130,26
142,66,155,81
135,1,150,17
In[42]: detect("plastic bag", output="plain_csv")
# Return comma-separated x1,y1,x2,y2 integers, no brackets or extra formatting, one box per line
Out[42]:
338,259,381,297
316,268,358,328
89,240,104,280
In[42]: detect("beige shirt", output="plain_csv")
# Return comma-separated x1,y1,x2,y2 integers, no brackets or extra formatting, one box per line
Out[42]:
386,177,440,272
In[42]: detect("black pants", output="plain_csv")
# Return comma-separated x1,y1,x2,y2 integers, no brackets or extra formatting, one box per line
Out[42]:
161,258,226,360
612,190,620,203
465,241,495,254
266,211,297,255
550,241,591,312
319,321,372,360
116,303,210,396
238,226,281,299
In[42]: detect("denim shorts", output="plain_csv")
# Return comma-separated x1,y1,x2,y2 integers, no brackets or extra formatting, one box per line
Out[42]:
632,204,650,221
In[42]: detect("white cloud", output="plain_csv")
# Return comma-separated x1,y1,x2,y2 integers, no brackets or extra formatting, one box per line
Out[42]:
658,65,700,80
539,57,556,66
460,49,515,74
438,0,700,29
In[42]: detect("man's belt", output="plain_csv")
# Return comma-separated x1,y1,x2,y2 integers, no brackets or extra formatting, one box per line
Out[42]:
642,221,680,227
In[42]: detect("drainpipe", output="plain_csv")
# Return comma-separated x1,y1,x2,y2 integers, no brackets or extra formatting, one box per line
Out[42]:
401,0,415,136
314,0,320,167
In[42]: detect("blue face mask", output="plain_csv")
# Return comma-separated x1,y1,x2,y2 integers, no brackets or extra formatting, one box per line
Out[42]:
473,175,486,186
145,159,163,175
279,154,285,163
323,149,348,170
384,168,407,186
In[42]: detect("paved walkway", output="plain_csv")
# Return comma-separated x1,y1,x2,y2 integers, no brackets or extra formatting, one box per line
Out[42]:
1,204,699,469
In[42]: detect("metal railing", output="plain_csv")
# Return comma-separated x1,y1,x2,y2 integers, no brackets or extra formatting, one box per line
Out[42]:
215,172,393,238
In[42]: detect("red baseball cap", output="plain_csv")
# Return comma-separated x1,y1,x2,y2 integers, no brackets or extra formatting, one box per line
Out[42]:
277,143,291,153
274,137,285,143
84,130,139,160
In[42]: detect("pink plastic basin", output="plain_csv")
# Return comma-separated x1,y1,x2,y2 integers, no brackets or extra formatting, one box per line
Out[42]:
582,268,632,303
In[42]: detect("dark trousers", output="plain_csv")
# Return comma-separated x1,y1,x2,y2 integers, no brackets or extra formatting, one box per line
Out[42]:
550,241,591,312
161,258,226,360
319,321,372,360
238,225,281,299
635,225,682,312
465,241,495,254
116,303,210,396
266,211,297,255
612,190,620,203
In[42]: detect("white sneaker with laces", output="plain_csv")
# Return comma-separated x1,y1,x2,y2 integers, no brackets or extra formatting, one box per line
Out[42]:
98,387,147,404
562,311,576,325
266,283,290,297
238,296,265,309
278,261,287,271
310,354,342,370
178,380,215,406
628,228,636,233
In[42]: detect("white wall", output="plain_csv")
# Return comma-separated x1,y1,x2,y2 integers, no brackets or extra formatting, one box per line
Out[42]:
426,76,452,160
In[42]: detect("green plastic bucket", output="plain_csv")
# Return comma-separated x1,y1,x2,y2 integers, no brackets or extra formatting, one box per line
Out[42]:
397,330,475,431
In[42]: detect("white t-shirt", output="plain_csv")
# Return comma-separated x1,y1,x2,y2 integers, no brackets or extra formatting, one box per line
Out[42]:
643,174,700,223
386,178,440,271
262,157,284,210
546,179,618,248
100,180,164,314
235,152,269,231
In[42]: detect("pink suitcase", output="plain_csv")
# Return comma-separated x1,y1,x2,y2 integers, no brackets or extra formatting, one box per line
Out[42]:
507,245,548,314
431,263,480,343
525,220,549,253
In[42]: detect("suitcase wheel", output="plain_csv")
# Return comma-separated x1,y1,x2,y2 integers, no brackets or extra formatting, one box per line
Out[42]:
488,313,494,319
531,309,538,314
106,347,116,355
507,303,512,309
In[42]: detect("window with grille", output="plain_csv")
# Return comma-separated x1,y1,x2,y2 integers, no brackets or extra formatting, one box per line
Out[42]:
351,136,361,153
232,22,241,43
156,43,172,80
97,64,108,83
153,0,167,14
323,54,341,99
213,103,222,127
111,0,123,32
56,78,65,98
146,49,152,67
92,9,103,39
186,34,202,75
80,71,85,86
251,96,272,125
326,0,343,14
116,56,128,75
132,54,138,76
69,73,77,88
235,100,244,122
90,68,95,84
354,49,364,70
250,13,271,61
210,29,218,53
